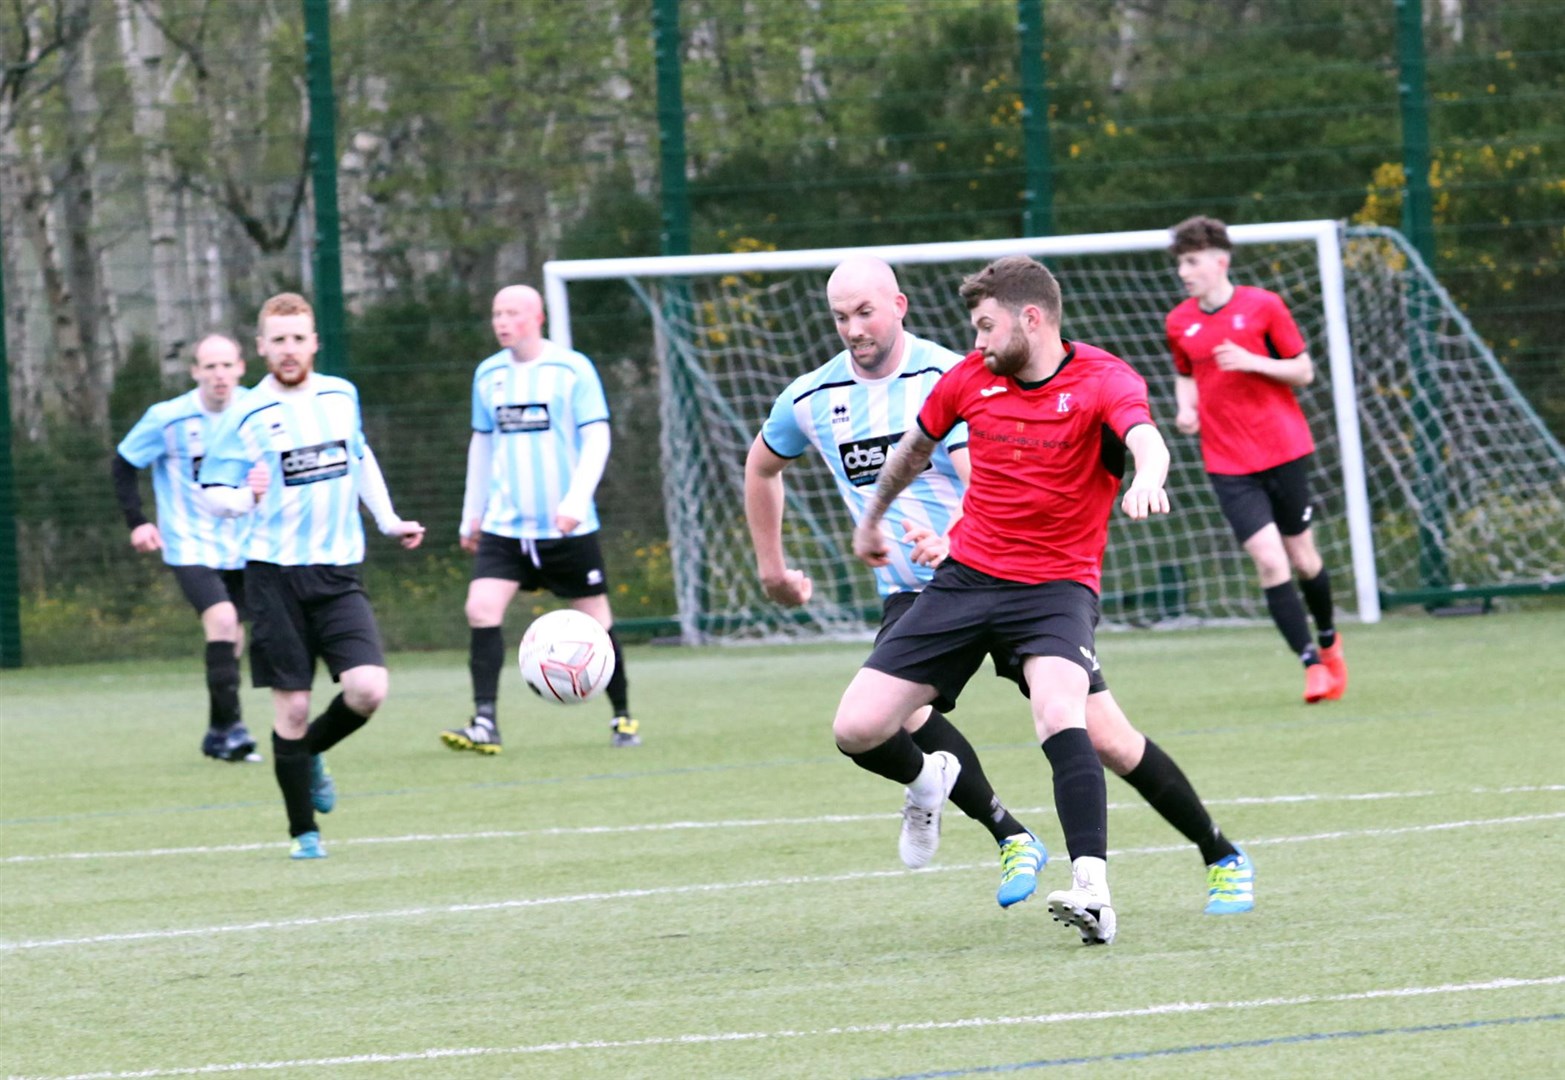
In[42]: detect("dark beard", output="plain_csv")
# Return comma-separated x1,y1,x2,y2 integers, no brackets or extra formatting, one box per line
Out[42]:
982,327,1030,377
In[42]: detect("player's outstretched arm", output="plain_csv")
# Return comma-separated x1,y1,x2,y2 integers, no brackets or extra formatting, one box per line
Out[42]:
1120,424,1172,520
744,435,813,606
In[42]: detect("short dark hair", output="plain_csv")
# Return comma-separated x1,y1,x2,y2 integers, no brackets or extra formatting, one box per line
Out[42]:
958,255,1062,326
1169,216,1232,256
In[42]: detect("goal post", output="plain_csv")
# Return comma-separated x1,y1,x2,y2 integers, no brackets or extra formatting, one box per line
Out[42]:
544,221,1563,643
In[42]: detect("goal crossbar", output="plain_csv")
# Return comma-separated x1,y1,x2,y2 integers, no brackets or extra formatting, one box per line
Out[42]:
544,220,1382,625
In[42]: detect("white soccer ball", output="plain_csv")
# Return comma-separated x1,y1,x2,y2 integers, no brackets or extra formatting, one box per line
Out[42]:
518,609,616,704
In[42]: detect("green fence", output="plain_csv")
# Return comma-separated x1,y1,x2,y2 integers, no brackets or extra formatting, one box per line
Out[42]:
2,0,1561,664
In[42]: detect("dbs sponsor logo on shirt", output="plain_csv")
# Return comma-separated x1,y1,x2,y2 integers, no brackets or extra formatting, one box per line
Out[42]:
838,432,930,487
281,440,350,486
496,403,551,433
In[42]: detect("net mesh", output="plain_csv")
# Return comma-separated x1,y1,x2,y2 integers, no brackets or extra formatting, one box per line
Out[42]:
574,226,1563,641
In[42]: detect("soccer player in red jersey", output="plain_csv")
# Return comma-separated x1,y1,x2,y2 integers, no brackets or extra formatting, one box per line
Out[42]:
834,255,1171,946
1165,216,1347,703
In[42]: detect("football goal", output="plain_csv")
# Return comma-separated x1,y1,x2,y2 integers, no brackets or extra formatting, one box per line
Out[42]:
544,222,1564,643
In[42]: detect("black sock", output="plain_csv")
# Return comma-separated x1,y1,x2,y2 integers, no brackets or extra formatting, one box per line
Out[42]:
1264,582,1319,664
1041,727,1107,862
1122,739,1236,864
304,693,369,755
606,628,629,716
272,732,316,838
204,641,241,729
911,711,1024,843
469,625,504,716
1298,569,1337,646
844,728,925,786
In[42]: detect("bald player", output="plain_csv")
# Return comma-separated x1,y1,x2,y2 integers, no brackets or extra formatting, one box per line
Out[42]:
113,333,260,763
745,257,1253,919
441,285,640,754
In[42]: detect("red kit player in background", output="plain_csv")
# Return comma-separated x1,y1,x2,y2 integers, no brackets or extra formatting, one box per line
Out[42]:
1165,215,1348,703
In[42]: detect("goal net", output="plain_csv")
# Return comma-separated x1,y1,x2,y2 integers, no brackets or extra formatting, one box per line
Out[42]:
545,222,1564,643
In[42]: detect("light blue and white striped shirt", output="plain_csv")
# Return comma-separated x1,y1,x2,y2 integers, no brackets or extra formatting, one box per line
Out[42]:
472,343,610,539
116,388,251,569
198,374,370,567
761,333,967,596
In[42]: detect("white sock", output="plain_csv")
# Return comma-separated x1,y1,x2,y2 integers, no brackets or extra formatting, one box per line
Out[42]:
1072,855,1111,900
906,752,946,806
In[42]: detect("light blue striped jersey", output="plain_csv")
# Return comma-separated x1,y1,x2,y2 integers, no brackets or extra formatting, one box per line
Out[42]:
471,343,610,539
760,333,967,596
198,374,370,566
116,388,252,569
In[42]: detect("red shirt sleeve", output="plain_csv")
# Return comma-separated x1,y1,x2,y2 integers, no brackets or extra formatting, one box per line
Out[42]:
917,352,974,441
1263,293,1307,359
1167,318,1193,376
1102,362,1155,438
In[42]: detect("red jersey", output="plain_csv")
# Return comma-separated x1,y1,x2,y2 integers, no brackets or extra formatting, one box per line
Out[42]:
1166,285,1314,475
917,343,1154,591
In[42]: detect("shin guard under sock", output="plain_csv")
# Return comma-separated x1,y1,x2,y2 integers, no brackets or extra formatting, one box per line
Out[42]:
844,728,925,786
1122,739,1236,864
606,628,629,715
205,641,241,729
272,732,316,838
304,693,369,755
1041,727,1107,862
1264,582,1318,663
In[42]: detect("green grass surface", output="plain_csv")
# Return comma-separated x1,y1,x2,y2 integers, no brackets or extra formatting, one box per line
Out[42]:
3,610,1563,1078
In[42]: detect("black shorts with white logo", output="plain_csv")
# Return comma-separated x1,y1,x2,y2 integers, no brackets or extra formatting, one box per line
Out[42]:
244,562,385,691
878,589,1108,698
472,531,610,598
169,564,248,620
1208,453,1317,543
865,560,1102,714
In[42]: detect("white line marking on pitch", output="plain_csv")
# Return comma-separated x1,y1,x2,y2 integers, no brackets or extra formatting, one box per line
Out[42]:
7,975,1563,1080
3,784,1559,865
3,811,1561,953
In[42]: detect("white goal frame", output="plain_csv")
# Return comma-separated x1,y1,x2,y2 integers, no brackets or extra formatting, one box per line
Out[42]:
544,220,1381,625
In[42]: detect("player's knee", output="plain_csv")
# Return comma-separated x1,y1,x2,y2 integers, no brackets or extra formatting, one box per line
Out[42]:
832,699,896,753
1089,724,1143,774
832,710,876,754
342,669,388,715
201,603,240,641
464,596,501,627
1287,542,1323,578
1252,550,1292,586
1033,697,1085,740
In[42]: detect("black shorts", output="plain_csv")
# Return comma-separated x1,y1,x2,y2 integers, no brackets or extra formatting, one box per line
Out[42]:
244,562,384,691
169,565,247,619
472,531,610,598
865,561,1102,714
1209,454,1317,543
878,590,1107,698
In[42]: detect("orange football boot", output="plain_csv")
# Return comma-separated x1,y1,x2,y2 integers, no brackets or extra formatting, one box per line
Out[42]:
1303,662,1334,703
1319,636,1348,700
